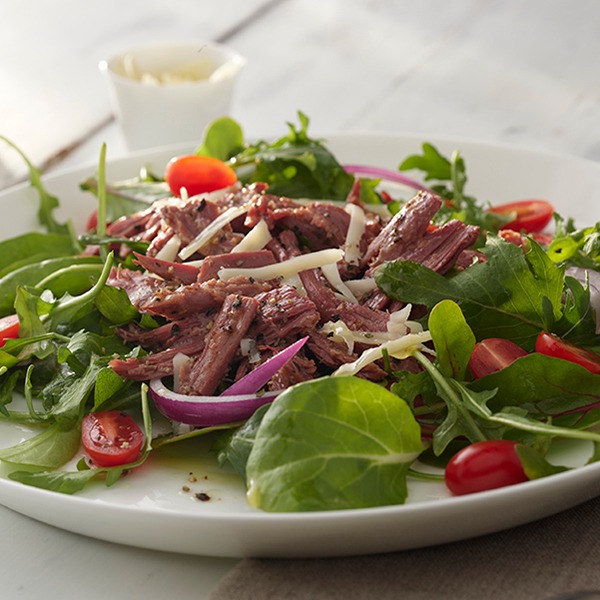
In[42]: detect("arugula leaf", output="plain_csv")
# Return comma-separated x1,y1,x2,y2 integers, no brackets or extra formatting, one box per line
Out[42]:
80,177,170,221
7,384,153,494
547,214,600,268
469,352,600,416
376,236,564,349
515,443,568,479
204,111,360,202
399,143,453,182
0,422,81,469
245,376,422,512
0,135,69,234
49,361,102,428
0,370,20,416
398,143,508,232
558,275,598,345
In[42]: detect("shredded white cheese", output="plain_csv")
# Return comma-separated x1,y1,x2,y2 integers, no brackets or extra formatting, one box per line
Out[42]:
320,263,358,304
343,278,378,298
178,203,251,260
154,233,182,262
332,330,433,377
218,248,344,281
231,219,272,253
343,203,366,265
320,305,422,355
280,274,307,295
387,304,423,336
240,338,261,364
172,352,192,393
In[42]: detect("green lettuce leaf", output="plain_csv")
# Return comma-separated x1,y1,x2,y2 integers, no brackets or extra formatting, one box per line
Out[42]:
376,236,564,349
245,376,422,512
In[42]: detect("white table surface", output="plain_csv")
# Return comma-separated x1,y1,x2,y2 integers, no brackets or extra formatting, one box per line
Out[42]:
2,1,600,598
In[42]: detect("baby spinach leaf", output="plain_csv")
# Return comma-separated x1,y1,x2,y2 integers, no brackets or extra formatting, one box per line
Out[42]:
0,256,102,316
245,376,422,512
196,116,245,160
216,403,271,484
95,284,139,325
428,300,475,379
0,233,76,276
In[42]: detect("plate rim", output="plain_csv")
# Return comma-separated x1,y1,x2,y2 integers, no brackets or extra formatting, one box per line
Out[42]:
1,131,599,557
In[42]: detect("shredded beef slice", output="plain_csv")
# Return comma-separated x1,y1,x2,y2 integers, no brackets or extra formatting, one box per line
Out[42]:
156,197,221,246
249,285,320,344
198,250,276,282
107,267,168,310
362,191,442,272
267,349,317,390
109,340,207,381
177,295,259,395
133,252,200,285
140,276,273,319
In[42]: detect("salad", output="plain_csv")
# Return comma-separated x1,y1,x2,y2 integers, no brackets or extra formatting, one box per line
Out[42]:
0,112,600,512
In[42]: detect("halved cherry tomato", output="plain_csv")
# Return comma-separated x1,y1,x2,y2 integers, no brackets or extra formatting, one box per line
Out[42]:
445,440,529,495
82,411,145,467
535,332,600,375
0,314,20,348
490,199,554,233
165,155,237,197
469,338,528,379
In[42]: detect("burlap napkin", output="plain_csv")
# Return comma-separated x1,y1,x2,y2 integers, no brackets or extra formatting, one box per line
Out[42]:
208,496,600,600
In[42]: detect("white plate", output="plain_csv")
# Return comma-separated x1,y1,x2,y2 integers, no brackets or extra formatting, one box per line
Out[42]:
1,134,600,559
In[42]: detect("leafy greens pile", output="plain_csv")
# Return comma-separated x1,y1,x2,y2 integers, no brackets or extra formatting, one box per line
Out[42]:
0,115,599,510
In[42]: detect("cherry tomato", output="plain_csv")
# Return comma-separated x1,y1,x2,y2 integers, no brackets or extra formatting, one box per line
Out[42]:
535,332,600,375
469,338,528,379
490,199,554,233
498,229,525,247
165,155,237,197
86,210,98,232
82,411,145,467
530,232,554,246
445,440,528,495
0,314,19,348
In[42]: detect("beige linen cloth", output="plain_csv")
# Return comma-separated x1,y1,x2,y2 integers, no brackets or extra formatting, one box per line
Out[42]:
208,496,600,600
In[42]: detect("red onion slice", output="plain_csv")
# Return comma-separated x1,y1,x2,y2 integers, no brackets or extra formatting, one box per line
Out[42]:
148,379,279,426
221,336,309,396
148,337,309,426
343,165,431,192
